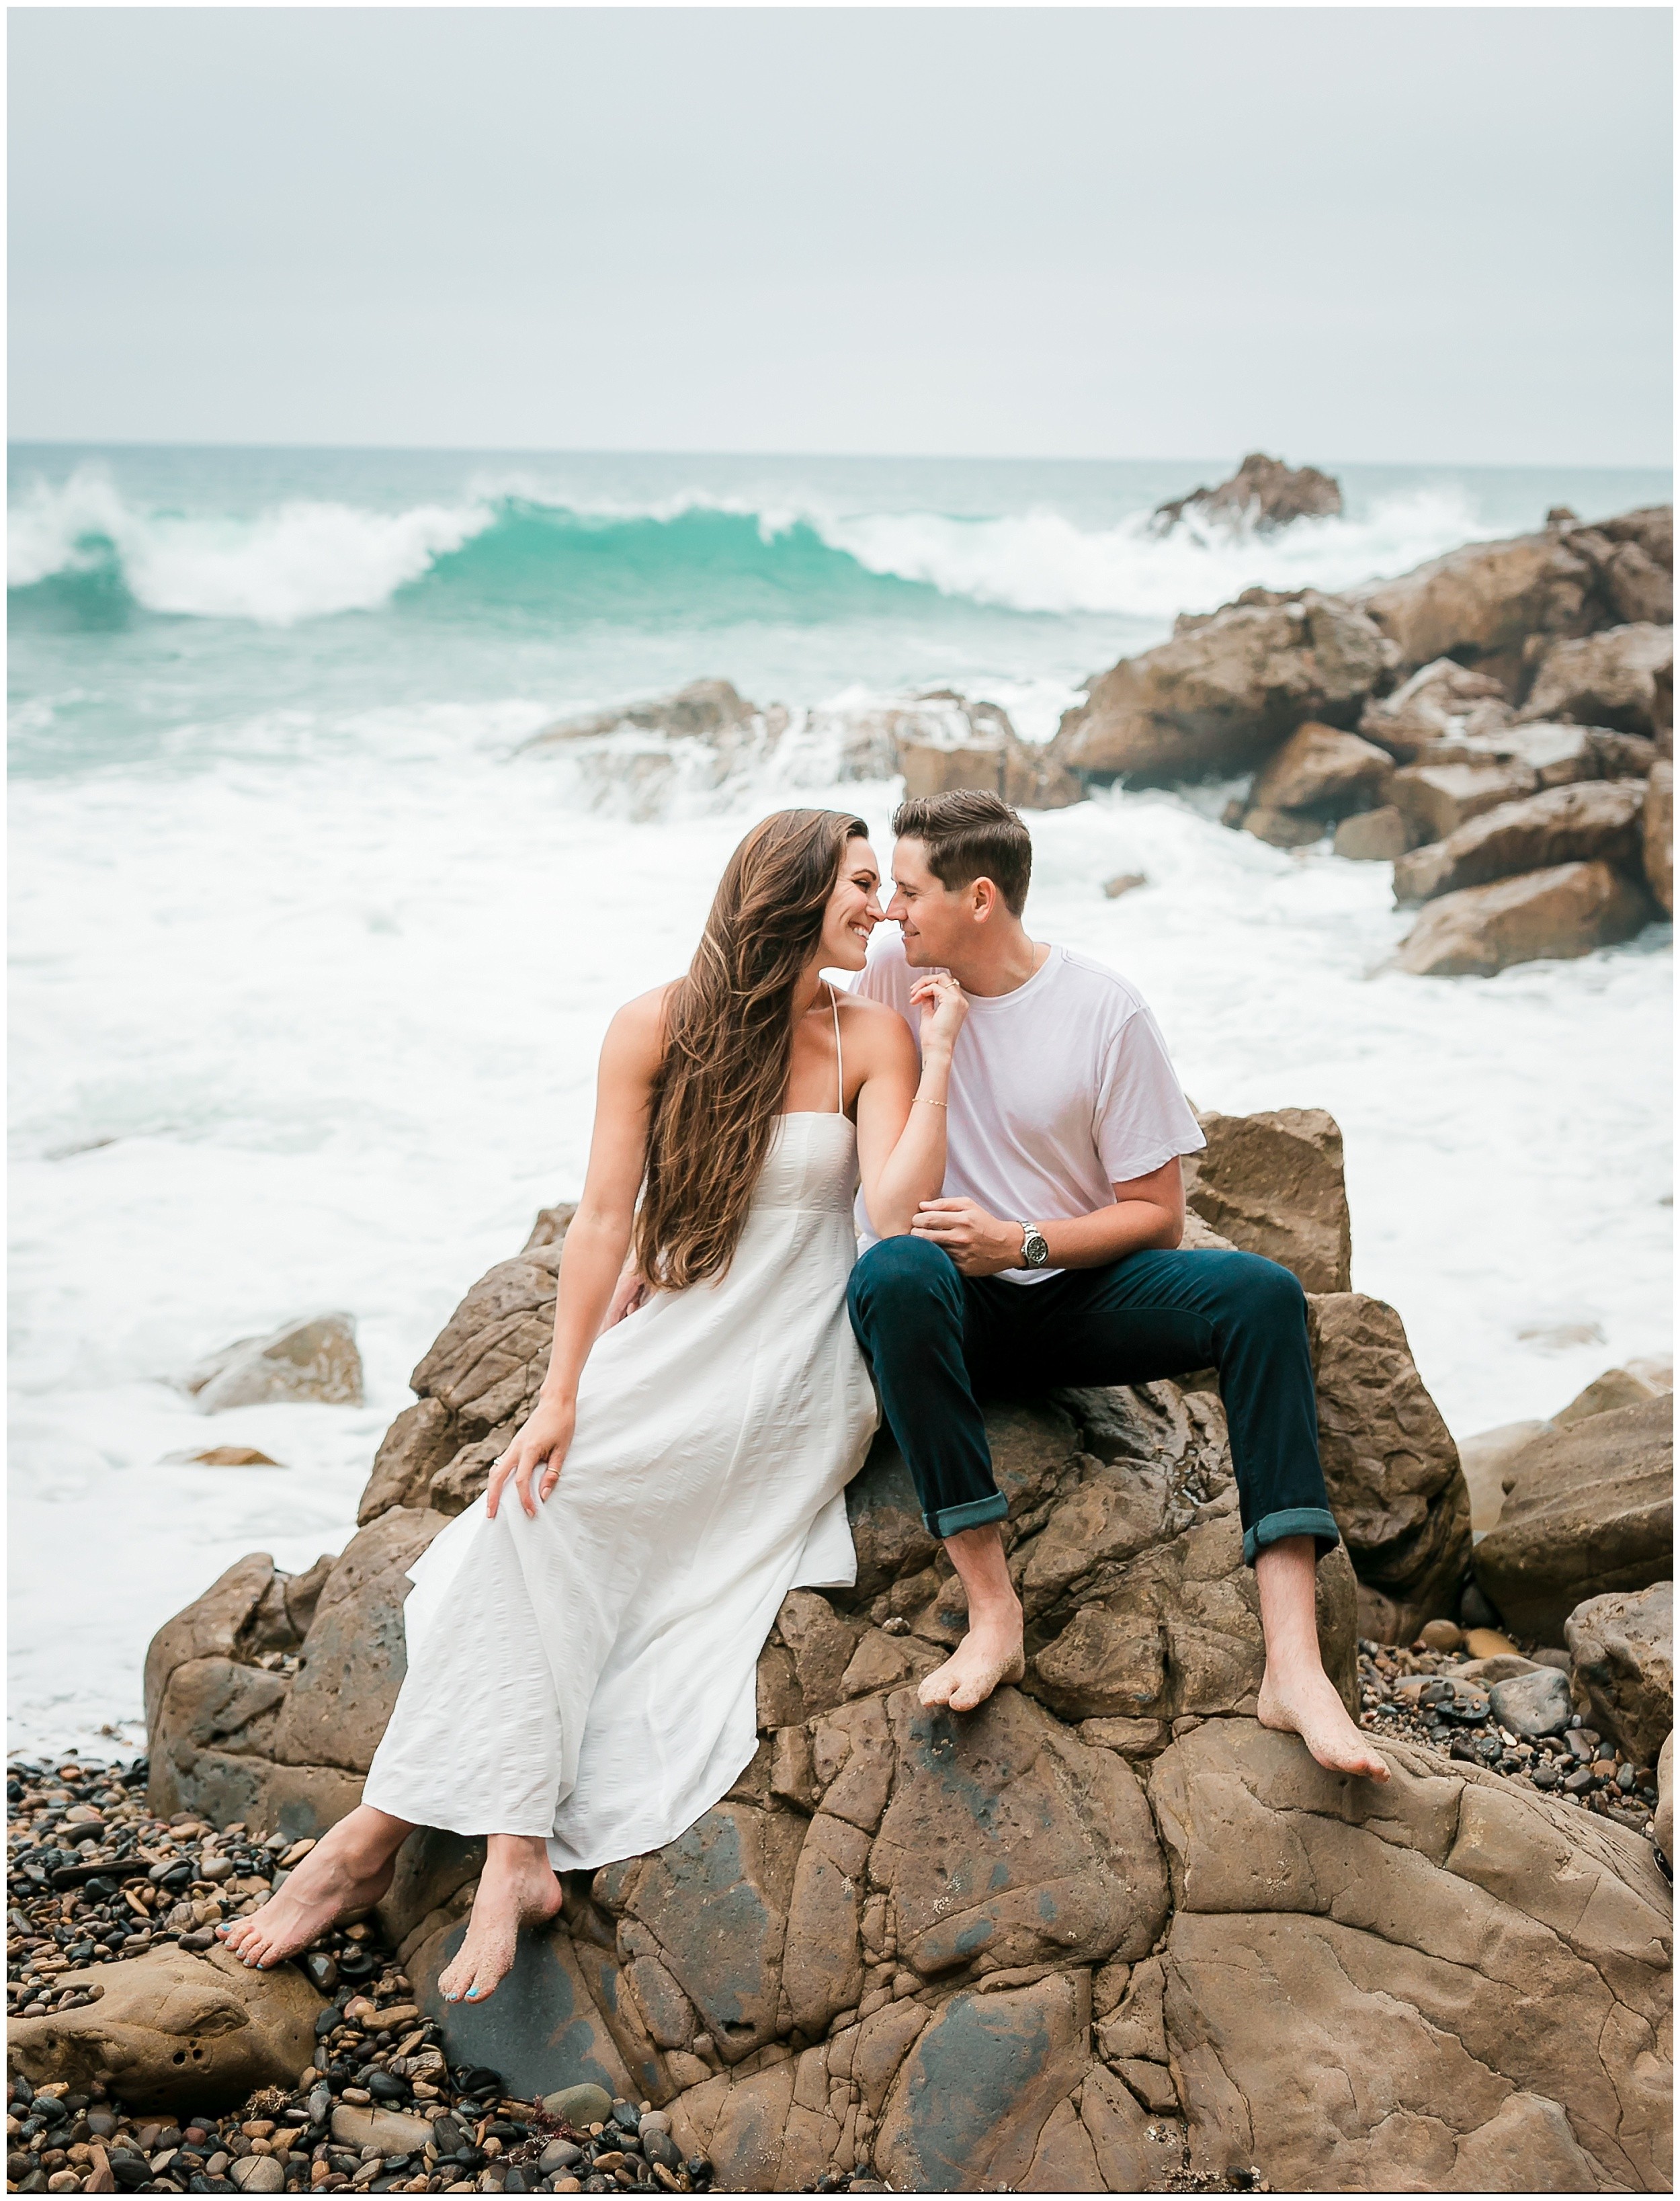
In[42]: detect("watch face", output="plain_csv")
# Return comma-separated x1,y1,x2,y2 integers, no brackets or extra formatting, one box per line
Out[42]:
1023,1227,1049,1266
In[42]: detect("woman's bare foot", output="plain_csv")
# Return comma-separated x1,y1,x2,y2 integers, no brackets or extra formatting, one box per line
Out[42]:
437,1835,563,2004
1258,1667,1392,1782
216,1807,410,1970
919,1612,1026,1714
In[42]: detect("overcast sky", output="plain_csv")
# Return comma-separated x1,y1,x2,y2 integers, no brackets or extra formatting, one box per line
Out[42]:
9,6,1672,464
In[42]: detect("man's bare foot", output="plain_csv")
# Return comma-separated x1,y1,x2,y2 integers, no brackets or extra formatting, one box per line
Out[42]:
216,1807,408,1970
1258,1668,1391,1782
437,1836,563,2005
918,1612,1026,1714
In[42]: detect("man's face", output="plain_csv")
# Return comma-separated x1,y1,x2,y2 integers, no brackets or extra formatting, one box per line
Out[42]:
886,837,968,967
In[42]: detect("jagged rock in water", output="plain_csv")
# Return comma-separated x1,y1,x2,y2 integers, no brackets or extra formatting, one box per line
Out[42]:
1394,860,1653,979
1151,452,1343,536
176,1313,364,1413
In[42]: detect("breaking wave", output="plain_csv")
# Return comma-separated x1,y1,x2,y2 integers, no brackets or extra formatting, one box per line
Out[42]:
9,462,1491,634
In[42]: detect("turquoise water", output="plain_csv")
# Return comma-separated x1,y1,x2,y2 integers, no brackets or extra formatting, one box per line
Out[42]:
11,446,1672,774
7,445,1672,1751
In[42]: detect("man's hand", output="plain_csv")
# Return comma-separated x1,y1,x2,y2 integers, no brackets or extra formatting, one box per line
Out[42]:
909,1197,1025,1276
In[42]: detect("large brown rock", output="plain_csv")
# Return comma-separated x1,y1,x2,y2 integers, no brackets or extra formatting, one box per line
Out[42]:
1244,720,1394,820
270,1507,446,1774
1519,622,1674,736
1646,758,1674,914
1152,452,1343,535
1181,1107,1351,1292
1393,778,1648,905
1022,1383,1359,1727
1353,529,1602,691
1307,1293,1471,1640
1152,1720,1671,2192
1474,1396,1673,1641
1394,859,1653,978
1359,656,1516,761
1457,1418,1552,1536
1565,1582,1673,1768
1051,590,1388,782
6,1944,324,2112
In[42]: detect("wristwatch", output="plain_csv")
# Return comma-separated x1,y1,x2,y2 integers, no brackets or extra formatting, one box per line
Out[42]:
1018,1222,1050,1269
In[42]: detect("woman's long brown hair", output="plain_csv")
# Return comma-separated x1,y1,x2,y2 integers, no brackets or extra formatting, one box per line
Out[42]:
635,808,868,1291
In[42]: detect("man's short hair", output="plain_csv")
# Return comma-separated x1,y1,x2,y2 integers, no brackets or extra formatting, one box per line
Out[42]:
891,789,1033,917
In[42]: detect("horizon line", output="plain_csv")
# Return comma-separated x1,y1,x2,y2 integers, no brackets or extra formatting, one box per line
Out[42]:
5,437,1673,476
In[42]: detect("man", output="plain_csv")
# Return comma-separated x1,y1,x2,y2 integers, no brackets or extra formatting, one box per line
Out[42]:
848,788,1386,1782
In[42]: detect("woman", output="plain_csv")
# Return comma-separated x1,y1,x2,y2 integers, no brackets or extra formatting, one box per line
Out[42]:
218,808,965,2001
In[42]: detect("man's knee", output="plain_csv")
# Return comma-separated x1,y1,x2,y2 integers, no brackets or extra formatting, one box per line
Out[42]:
1209,1249,1310,1334
847,1234,961,1340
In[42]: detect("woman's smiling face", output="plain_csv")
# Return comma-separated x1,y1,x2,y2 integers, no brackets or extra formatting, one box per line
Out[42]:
818,835,885,970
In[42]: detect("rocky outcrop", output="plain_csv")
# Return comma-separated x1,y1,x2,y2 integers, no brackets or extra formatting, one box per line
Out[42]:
177,1315,364,1413
1392,778,1648,905
1474,1396,1673,1641
1394,859,1652,978
1181,1108,1351,1292
1050,590,1390,782
515,679,1082,817
6,1945,323,2111
1519,623,1674,737
1351,513,1671,694
1565,1583,1673,1768
1152,1721,1671,2192
135,1160,1675,2190
1152,452,1343,535
1646,758,1674,915
1307,1293,1472,1643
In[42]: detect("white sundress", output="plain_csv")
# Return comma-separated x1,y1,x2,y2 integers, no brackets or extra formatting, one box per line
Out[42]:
362,999,878,1870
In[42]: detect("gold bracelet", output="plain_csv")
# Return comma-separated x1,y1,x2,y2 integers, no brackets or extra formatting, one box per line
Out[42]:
916,1095,947,1108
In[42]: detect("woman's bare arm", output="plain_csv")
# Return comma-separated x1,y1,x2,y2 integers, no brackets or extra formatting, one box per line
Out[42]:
486,987,666,1515
853,974,966,1237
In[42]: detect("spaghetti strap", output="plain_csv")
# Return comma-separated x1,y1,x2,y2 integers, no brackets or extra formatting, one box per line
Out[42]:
829,983,845,1115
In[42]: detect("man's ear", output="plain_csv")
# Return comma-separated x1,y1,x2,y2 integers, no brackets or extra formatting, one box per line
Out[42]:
970,876,999,922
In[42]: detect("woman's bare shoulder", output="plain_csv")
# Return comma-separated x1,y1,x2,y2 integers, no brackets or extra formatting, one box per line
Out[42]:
837,988,917,1066
603,982,679,1068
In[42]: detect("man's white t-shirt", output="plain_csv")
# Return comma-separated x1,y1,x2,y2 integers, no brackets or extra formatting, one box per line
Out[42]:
850,933,1206,1285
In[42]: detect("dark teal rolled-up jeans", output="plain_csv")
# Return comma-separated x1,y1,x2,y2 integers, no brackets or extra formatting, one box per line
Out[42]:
845,1234,1339,1565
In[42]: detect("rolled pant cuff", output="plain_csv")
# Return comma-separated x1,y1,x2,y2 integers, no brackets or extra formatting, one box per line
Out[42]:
1243,1507,1341,1567
925,1491,1010,1540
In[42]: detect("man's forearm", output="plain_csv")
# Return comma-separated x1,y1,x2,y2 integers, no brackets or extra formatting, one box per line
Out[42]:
1036,1199,1180,1268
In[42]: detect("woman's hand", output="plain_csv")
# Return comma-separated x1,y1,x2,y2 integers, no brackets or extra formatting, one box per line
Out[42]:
909,969,968,1058
485,1394,576,1520
601,1266,649,1332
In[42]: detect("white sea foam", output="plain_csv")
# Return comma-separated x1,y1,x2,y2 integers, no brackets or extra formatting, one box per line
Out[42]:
812,485,1486,620
8,464,493,624
8,704,1671,1752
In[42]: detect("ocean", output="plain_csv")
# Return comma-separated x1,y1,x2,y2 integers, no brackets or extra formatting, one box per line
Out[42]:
8,444,1673,1755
